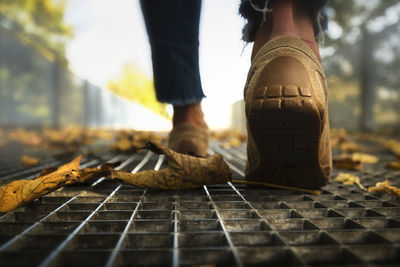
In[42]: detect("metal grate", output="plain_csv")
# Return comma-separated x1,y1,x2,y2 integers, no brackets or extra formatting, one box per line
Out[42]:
0,139,400,266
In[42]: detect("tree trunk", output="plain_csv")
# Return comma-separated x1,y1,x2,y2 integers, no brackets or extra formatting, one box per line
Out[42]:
360,26,375,132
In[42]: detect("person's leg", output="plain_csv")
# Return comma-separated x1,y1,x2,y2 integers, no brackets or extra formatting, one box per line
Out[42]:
140,0,209,156
251,0,322,61
240,0,332,188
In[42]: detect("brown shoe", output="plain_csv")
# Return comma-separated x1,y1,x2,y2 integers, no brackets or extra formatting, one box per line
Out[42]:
244,35,332,188
168,123,209,157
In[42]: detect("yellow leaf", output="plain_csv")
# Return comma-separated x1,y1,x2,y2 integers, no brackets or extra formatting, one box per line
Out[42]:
334,172,366,191
351,153,378,164
368,180,400,198
0,156,82,212
75,162,119,184
112,142,231,189
21,155,40,166
385,139,400,157
111,130,166,153
333,155,362,170
385,160,400,170
339,141,362,153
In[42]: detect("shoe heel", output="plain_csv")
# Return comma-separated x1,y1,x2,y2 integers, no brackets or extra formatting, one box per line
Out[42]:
247,86,327,188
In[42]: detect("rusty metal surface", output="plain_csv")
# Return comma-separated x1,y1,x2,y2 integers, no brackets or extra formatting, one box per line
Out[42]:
0,139,399,267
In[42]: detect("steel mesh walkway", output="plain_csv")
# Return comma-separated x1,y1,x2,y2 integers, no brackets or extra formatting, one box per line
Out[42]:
0,139,399,266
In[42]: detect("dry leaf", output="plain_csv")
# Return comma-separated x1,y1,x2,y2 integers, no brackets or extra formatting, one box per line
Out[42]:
368,180,400,198
112,136,132,152
112,142,231,189
211,129,247,149
330,128,350,148
351,153,378,164
385,159,400,170
385,139,400,157
339,141,363,153
334,173,366,190
221,137,243,149
75,162,119,184
40,162,118,185
7,128,42,146
330,128,362,152
333,155,362,170
21,155,40,166
0,156,82,212
111,130,165,153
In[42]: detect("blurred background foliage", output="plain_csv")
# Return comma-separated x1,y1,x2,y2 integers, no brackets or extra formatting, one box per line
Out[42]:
0,0,399,131
107,64,169,119
0,0,73,62
0,0,73,125
324,0,400,131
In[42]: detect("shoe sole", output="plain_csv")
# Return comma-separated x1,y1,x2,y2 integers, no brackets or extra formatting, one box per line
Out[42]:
247,90,327,188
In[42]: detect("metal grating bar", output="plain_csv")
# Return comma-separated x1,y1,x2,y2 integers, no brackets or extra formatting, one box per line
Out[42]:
172,191,179,267
105,151,153,267
1,137,400,266
203,185,244,267
38,154,142,267
0,155,120,251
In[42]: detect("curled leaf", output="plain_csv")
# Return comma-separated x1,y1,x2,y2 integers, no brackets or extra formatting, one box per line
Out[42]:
368,180,400,198
0,156,82,212
112,142,231,189
334,173,366,191
351,153,378,164
21,155,40,166
333,155,362,170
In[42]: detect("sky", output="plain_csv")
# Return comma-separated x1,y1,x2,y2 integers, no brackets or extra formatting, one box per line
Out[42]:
64,0,252,129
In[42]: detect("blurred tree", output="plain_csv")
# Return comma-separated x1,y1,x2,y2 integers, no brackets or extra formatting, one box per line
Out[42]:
0,0,73,126
324,0,400,131
107,64,169,119
0,0,73,62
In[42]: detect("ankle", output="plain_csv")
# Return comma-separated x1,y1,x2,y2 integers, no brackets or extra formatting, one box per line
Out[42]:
252,0,321,61
173,103,207,129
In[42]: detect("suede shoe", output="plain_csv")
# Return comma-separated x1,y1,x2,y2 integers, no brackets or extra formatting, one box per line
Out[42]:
168,123,209,157
244,35,332,188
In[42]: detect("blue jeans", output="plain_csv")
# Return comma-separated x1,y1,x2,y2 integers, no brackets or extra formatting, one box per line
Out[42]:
141,0,328,105
140,0,204,105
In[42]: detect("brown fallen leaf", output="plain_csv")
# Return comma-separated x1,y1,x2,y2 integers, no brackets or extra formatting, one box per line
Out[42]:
40,162,119,185
385,139,400,157
339,141,363,153
330,128,350,149
333,155,362,170
21,155,40,166
75,162,119,184
351,153,378,164
111,130,166,153
0,156,82,212
221,137,243,149
368,180,400,198
334,172,366,191
211,129,247,149
385,159,400,170
7,128,42,146
112,142,231,189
